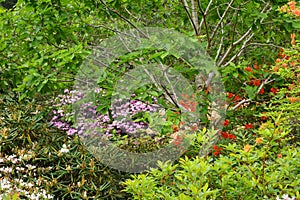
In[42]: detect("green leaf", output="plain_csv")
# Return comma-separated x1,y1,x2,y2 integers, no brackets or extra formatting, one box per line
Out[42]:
37,79,48,92
244,85,256,100
160,52,169,59
292,21,300,29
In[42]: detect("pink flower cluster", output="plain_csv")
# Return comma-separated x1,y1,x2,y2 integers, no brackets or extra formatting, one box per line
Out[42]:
50,88,159,138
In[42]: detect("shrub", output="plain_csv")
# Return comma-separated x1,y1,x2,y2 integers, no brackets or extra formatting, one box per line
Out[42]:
266,41,300,139
123,118,300,199
0,92,132,199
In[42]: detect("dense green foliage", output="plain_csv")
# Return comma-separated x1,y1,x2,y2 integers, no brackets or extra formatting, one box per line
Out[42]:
123,121,300,199
0,93,132,199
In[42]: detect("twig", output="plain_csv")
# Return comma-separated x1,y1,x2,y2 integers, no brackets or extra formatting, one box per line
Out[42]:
86,24,133,37
218,2,271,67
197,0,213,35
196,0,210,45
191,0,199,35
221,32,254,67
141,65,179,108
159,62,180,107
114,22,131,52
99,0,147,38
180,0,199,35
230,75,275,111
210,0,235,43
214,8,225,62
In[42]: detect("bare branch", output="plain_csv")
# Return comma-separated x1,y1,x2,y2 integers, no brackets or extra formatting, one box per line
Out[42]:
191,0,199,34
160,62,180,107
210,0,235,42
181,0,199,35
99,0,147,38
230,99,251,111
181,0,190,13
198,0,213,35
141,65,179,108
196,0,210,45
232,28,252,46
113,23,131,52
221,32,254,67
214,8,225,62
217,2,271,67
247,42,283,49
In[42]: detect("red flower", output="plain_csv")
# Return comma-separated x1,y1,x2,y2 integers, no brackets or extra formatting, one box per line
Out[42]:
245,67,252,72
227,92,235,98
244,123,253,129
213,145,219,150
191,123,198,131
252,80,261,86
179,94,197,112
224,119,229,127
213,145,222,151
181,93,190,99
253,63,261,70
221,132,229,139
270,87,278,95
172,125,179,132
234,95,241,101
288,1,296,10
212,145,222,156
279,47,284,52
259,88,264,95
220,131,236,141
278,54,285,59
228,134,236,140
261,114,267,121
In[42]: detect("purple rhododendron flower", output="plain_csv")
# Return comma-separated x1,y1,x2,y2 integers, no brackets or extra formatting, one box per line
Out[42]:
50,88,159,139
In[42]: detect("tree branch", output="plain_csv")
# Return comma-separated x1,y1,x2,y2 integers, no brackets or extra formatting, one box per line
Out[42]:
191,0,199,35
180,0,199,35
217,2,271,67
210,0,235,43
196,0,210,45
197,0,213,35
99,0,147,38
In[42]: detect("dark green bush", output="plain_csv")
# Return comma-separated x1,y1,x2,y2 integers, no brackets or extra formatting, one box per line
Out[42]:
0,93,132,199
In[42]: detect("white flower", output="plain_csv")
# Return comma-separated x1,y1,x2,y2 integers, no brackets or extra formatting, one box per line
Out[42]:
279,194,296,200
0,167,12,173
59,144,69,154
16,166,25,171
26,164,36,170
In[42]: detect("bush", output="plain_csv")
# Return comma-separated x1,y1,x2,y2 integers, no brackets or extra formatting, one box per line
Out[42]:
123,10,300,198
0,93,132,199
123,119,300,199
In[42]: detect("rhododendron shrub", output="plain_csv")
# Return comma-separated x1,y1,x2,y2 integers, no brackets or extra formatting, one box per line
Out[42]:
280,1,300,18
216,31,300,155
50,88,169,149
278,1,300,33
123,119,300,199
266,40,300,138
124,2,300,198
